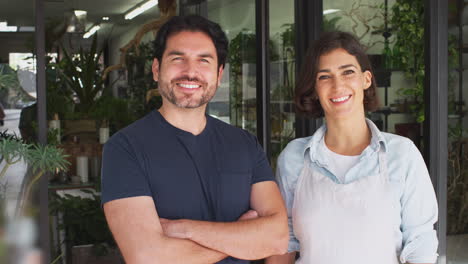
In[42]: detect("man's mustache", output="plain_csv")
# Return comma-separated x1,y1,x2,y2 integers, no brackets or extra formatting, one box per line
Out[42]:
172,76,206,84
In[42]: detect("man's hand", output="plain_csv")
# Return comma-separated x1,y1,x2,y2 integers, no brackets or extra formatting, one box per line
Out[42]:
159,218,190,239
158,181,289,260
238,210,258,221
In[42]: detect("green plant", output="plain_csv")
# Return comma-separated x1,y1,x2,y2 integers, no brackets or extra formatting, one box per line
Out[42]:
49,190,116,256
125,42,161,119
323,16,342,32
60,35,109,117
0,131,69,216
90,95,134,132
389,0,425,122
46,57,73,120
228,30,278,132
390,0,459,123
0,64,35,107
0,132,29,180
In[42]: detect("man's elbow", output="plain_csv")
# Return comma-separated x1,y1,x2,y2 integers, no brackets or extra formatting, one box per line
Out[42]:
264,213,289,256
126,251,173,264
271,229,289,255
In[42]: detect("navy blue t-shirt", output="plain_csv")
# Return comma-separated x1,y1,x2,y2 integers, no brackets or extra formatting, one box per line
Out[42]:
101,110,274,264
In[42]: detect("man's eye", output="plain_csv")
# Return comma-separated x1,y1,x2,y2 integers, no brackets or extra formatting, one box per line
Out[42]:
318,75,330,80
343,69,355,75
173,57,183,61
200,59,209,63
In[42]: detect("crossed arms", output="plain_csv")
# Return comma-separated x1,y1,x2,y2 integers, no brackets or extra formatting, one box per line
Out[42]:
103,181,289,264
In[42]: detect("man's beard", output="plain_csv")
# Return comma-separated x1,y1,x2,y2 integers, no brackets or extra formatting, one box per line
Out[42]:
158,76,217,109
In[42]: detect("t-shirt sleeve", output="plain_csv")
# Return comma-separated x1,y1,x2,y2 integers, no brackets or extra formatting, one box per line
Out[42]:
248,134,275,184
101,133,152,205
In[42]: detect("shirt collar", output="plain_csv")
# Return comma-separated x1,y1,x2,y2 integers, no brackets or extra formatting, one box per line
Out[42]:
302,118,387,164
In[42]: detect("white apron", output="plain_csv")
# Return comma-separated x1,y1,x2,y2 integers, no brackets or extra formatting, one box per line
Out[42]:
292,148,400,264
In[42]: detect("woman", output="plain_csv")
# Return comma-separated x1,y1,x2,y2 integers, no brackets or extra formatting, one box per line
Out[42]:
266,32,438,264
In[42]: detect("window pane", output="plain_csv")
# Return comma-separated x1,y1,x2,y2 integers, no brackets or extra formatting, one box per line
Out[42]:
0,1,37,262
447,0,468,262
204,0,258,135
269,0,295,168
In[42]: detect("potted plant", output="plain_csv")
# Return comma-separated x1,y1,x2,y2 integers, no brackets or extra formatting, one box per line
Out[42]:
0,131,69,263
57,35,111,141
49,190,122,263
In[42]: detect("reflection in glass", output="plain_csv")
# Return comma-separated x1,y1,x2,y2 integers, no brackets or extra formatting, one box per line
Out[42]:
203,0,258,135
0,5,37,261
269,0,295,168
448,0,468,262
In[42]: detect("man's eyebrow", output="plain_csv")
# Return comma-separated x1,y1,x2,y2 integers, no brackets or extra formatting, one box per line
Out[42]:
199,53,215,59
317,64,358,73
166,50,185,56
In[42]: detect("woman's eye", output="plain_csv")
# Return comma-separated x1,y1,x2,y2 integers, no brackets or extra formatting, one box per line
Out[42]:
318,75,330,80
343,69,355,75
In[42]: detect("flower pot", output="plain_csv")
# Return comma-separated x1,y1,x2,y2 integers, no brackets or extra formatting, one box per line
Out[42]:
63,119,97,143
71,244,124,264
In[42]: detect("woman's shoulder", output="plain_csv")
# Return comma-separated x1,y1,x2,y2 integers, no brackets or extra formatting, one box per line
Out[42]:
381,132,418,154
380,132,425,176
277,136,313,178
279,136,313,161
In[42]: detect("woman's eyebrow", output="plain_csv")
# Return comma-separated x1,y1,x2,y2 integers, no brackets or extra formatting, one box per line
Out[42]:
318,64,357,73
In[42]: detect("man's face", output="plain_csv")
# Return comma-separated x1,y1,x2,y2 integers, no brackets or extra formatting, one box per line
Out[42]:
152,31,224,109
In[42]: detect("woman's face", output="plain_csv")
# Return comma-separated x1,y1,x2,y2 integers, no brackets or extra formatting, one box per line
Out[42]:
315,48,372,120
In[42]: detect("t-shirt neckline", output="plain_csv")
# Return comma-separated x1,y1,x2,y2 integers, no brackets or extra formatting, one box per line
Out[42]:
153,109,211,138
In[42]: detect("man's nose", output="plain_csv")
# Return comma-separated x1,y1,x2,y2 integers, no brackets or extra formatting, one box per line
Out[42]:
182,59,199,78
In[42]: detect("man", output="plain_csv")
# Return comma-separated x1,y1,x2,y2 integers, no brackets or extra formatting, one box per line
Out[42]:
101,15,288,264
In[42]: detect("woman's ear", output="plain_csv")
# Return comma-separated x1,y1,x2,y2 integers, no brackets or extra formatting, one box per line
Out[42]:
363,70,372,90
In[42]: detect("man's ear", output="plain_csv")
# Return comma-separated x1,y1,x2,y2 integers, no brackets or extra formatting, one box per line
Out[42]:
152,58,160,82
217,65,224,86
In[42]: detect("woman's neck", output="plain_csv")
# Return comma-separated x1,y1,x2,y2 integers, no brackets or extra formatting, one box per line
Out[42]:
324,115,371,156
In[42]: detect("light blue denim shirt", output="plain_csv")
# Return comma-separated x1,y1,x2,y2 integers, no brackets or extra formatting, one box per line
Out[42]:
277,119,438,263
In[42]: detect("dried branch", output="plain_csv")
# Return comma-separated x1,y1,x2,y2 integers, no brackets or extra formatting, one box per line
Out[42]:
339,0,384,51
102,0,177,80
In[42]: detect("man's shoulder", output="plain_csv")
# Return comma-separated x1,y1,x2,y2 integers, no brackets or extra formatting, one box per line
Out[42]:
106,111,163,147
208,115,255,141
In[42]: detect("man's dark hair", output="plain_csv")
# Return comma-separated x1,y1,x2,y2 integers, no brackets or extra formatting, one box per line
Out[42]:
295,31,379,117
153,15,229,69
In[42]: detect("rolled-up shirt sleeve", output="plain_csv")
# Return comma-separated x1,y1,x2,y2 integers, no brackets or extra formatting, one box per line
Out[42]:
399,141,438,263
275,139,307,253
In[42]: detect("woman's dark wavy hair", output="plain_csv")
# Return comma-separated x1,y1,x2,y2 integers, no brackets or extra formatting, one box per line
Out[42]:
295,31,379,117
153,15,229,69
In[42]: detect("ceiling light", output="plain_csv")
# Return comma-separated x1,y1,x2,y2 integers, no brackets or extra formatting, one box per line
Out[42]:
0,21,18,32
323,9,340,15
18,26,35,32
67,9,87,33
102,17,110,21
124,0,158,20
74,10,87,17
83,24,100,39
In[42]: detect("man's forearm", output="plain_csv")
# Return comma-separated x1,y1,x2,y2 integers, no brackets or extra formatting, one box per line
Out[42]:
123,233,227,264
168,213,288,260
